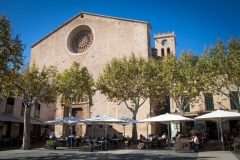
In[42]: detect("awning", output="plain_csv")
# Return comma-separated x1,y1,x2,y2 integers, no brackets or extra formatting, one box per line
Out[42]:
5,114,46,125
0,113,22,122
31,117,47,125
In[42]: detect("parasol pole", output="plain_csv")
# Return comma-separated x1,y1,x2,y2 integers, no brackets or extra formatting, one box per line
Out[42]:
219,120,224,150
168,123,170,149
105,124,107,150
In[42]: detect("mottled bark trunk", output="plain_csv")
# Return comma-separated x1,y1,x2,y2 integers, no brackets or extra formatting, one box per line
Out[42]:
21,104,31,150
132,111,137,144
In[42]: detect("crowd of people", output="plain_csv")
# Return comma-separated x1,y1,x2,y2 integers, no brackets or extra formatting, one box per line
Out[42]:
138,133,168,149
175,127,207,152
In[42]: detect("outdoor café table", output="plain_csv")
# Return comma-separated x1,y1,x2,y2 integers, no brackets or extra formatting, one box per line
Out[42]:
110,138,121,148
98,140,107,150
157,138,168,148
141,139,152,149
2,139,12,148
57,139,67,147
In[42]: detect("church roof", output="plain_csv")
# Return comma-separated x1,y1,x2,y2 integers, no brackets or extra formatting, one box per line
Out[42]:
31,12,152,48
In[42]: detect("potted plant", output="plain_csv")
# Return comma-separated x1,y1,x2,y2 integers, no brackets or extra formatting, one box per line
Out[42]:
44,139,57,150
179,143,187,148
232,143,239,148
177,142,188,148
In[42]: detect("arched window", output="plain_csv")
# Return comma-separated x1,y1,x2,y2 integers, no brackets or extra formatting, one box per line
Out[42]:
161,48,164,57
167,48,170,55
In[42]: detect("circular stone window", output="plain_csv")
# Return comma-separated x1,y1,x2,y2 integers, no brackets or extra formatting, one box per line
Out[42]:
67,25,94,54
72,30,93,53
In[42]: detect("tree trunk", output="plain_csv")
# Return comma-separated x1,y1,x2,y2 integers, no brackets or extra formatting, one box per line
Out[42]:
21,104,31,150
132,111,137,144
179,108,184,116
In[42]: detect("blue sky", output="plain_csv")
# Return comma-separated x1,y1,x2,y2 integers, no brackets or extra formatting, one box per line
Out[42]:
1,0,240,63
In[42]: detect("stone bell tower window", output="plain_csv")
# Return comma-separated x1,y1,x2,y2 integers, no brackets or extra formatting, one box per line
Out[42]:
161,48,165,57
167,47,170,55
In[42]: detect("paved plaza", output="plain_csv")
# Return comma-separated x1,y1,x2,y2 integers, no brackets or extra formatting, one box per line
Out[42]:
1,144,240,160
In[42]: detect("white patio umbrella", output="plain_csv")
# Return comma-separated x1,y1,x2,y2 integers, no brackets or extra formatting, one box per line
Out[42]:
194,109,240,150
44,116,85,148
45,116,85,125
84,115,126,149
139,113,194,148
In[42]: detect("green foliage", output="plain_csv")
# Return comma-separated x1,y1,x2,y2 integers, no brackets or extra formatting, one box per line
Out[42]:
198,36,240,111
159,52,203,115
231,143,239,148
0,14,26,98
13,63,58,150
82,145,91,148
14,63,58,104
56,61,95,107
46,140,57,146
179,142,188,148
96,53,166,143
96,53,165,110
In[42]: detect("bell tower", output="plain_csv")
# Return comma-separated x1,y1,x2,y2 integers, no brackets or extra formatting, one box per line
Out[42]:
154,31,176,57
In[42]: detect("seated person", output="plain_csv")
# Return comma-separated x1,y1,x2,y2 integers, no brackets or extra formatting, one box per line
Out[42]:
176,132,183,139
223,132,229,139
190,134,199,152
162,133,167,139
197,130,202,135
151,134,156,140
197,133,203,141
49,129,55,139
146,134,153,140
139,134,145,142
203,130,208,139
139,134,146,149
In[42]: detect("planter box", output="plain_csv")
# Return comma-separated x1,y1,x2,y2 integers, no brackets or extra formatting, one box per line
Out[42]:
233,138,240,154
234,147,240,153
44,145,56,150
79,147,93,152
175,138,190,153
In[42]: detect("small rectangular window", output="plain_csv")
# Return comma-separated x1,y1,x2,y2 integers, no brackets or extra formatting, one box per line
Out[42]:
5,97,14,114
230,91,239,110
182,96,190,112
34,103,40,118
204,93,214,110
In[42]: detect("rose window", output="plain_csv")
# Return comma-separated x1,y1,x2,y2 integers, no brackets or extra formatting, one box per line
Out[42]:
72,30,93,53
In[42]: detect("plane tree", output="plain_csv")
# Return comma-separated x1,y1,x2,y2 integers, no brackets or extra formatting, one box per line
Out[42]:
14,63,58,150
96,53,166,142
198,37,240,112
56,62,95,115
159,52,203,116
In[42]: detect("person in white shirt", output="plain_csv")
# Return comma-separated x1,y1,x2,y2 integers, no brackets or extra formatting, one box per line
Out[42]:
49,129,55,139
162,133,167,139
191,134,199,152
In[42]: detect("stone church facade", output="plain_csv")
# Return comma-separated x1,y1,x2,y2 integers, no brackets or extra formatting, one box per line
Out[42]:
30,12,176,138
